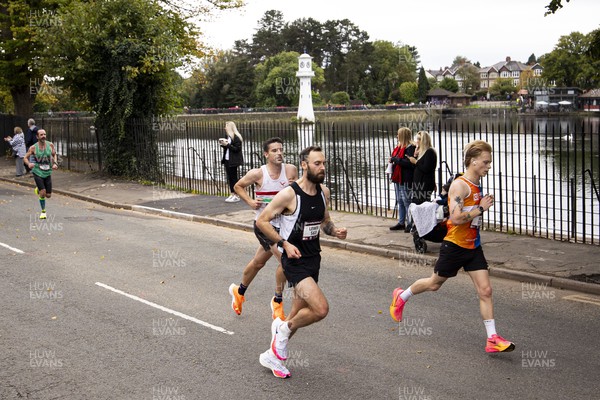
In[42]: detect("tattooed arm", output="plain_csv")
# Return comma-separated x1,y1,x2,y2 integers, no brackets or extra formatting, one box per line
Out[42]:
448,180,481,225
321,185,347,239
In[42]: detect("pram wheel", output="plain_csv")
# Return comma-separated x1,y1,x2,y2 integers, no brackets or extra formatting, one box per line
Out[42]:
413,231,427,254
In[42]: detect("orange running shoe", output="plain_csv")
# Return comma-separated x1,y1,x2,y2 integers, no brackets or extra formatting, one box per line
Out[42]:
270,297,286,321
390,287,406,322
228,283,245,315
485,334,515,353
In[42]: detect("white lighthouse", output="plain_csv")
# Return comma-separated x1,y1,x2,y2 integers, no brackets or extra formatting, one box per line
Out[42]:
296,53,315,123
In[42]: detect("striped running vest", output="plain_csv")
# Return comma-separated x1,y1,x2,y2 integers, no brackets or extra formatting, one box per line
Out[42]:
254,164,289,227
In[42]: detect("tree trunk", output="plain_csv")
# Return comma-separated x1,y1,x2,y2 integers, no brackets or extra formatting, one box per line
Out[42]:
11,86,35,118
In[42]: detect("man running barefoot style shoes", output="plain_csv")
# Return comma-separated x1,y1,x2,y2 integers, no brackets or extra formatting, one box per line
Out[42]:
228,137,298,320
256,146,347,378
390,140,515,353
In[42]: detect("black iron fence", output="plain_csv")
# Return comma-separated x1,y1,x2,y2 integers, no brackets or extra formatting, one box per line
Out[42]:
3,113,597,245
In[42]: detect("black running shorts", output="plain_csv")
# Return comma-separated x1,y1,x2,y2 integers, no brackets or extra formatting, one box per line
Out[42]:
33,174,52,195
282,253,321,287
434,240,488,278
253,221,278,252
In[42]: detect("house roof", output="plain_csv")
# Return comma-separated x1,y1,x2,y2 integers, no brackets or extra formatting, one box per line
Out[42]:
427,88,455,97
449,93,471,98
580,89,600,98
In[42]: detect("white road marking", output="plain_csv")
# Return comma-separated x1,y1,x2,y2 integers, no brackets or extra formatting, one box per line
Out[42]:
0,242,24,254
95,282,234,335
563,294,600,307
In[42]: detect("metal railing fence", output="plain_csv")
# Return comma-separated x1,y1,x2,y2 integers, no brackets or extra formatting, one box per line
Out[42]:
3,114,597,245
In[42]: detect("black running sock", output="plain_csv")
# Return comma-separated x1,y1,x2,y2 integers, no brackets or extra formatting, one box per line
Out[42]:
238,283,248,296
274,293,283,303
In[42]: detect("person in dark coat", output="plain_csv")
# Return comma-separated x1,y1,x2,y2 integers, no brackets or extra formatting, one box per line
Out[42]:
24,118,39,174
407,131,437,205
220,121,244,202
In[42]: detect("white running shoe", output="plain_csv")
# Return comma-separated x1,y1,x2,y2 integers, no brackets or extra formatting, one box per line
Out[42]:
270,317,289,360
259,350,291,378
230,194,240,202
39,211,47,220
224,195,234,202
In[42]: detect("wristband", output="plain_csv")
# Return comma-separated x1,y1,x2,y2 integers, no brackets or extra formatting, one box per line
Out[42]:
277,239,285,248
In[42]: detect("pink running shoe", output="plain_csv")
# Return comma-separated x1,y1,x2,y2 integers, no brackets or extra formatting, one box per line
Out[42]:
485,334,515,353
390,287,406,322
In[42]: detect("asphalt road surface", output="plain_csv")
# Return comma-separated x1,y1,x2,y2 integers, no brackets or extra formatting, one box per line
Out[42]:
1,182,600,400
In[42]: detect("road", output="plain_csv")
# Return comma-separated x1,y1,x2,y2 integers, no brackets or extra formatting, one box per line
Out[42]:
1,182,599,399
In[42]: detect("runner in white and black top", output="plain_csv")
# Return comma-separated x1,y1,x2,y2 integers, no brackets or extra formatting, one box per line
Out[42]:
229,137,298,321
255,146,347,379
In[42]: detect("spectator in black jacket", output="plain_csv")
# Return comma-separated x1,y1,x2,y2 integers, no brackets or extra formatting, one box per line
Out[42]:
220,121,244,202
407,131,437,205
24,119,39,174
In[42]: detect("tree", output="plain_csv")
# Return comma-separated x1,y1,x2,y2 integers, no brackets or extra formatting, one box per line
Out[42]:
527,53,537,65
250,10,287,63
417,67,430,103
439,77,459,93
399,81,418,104
0,1,61,117
41,0,237,178
330,91,350,105
540,31,599,89
196,51,255,108
489,78,516,99
451,55,470,68
456,63,480,94
545,0,570,15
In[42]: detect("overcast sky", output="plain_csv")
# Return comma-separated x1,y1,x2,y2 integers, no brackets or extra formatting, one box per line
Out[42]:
200,0,600,69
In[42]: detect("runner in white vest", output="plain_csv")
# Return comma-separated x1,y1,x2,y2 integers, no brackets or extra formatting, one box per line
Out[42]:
228,137,298,321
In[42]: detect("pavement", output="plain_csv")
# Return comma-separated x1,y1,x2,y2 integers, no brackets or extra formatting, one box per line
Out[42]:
2,156,599,295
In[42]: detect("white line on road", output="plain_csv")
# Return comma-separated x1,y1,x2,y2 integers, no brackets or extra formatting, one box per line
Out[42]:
0,242,24,254
563,294,600,307
95,282,234,335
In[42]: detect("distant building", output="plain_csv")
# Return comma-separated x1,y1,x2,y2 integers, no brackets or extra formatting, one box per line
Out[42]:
579,89,600,112
479,56,543,92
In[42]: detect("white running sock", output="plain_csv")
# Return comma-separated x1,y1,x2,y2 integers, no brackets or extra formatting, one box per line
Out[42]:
484,319,497,338
279,321,291,336
400,287,414,302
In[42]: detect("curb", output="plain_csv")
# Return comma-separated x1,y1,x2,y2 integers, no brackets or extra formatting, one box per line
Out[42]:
3,176,600,296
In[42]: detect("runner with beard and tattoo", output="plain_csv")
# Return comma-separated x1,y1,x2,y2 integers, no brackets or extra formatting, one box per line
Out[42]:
255,146,348,379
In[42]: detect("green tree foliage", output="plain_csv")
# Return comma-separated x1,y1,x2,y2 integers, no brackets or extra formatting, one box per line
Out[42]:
0,0,61,117
489,78,516,99
527,53,537,65
456,64,480,94
439,77,459,93
40,0,232,178
417,67,430,103
362,41,418,104
545,0,570,15
540,31,600,89
254,51,324,107
399,82,418,104
195,51,255,108
330,91,350,105
250,10,287,63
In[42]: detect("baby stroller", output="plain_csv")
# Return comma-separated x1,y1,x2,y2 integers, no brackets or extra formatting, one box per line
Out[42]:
408,174,460,254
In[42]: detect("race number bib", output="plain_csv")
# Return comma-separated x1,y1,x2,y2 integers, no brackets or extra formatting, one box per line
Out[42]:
470,215,482,229
39,164,50,171
302,221,320,241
